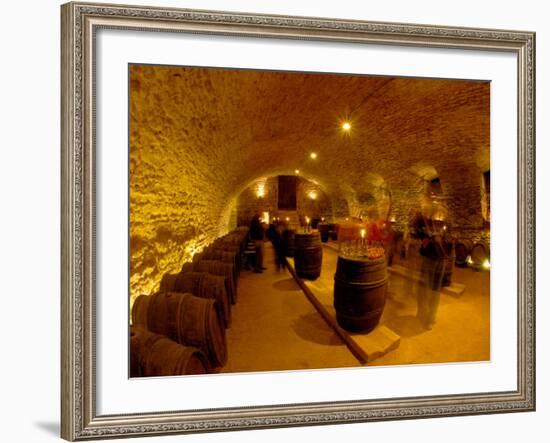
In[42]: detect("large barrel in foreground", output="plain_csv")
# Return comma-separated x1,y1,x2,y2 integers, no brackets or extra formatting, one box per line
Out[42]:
131,292,227,368
333,255,387,333
130,327,210,377
293,232,323,280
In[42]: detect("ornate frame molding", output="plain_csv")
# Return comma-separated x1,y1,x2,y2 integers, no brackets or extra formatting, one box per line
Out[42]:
61,2,535,440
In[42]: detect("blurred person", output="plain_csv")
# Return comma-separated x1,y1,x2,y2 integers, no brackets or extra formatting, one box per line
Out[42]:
414,214,448,330
250,213,266,273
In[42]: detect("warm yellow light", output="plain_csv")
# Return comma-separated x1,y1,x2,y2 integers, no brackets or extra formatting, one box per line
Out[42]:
482,259,491,270
342,121,351,131
310,152,317,159
390,216,396,223
285,217,290,222
360,228,366,239
308,191,317,200
466,255,473,265
321,217,325,222
256,183,265,198
295,169,300,174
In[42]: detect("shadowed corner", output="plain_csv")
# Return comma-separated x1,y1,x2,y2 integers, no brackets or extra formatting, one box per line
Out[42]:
34,420,60,436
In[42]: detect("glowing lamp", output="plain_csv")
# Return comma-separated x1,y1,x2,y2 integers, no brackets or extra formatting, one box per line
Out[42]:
295,169,300,174
482,259,491,270
360,229,366,239
309,152,317,159
342,121,351,131
308,191,317,200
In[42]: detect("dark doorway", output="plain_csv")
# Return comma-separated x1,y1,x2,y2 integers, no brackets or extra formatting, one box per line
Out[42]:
278,175,297,210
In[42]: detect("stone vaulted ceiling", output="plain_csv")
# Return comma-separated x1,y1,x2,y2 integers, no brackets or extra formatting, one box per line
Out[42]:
129,64,489,300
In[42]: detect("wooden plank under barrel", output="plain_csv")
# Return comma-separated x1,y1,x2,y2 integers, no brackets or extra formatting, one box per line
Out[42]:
293,232,323,280
333,255,388,333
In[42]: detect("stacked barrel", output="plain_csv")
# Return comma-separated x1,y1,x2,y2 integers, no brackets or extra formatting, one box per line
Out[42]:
130,228,249,377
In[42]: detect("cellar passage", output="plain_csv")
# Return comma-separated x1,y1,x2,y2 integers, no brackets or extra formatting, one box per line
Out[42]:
129,64,490,376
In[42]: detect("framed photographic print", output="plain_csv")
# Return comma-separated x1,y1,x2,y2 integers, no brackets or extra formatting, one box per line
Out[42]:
61,1,536,440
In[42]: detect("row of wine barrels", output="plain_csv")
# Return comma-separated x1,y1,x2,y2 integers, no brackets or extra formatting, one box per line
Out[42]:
454,239,490,269
293,232,323,280
130,327,209,377
192,259,237,305
333,255,388,333
470,240,490,269
175,271,231,328
283,229,295,257
201,248,239,282
132,292,227,368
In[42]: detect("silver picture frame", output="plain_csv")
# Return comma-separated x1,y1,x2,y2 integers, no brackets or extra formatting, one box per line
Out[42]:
61,2,536,440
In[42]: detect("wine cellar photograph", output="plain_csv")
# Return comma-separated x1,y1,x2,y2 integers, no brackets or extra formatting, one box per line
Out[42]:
129,64,491,378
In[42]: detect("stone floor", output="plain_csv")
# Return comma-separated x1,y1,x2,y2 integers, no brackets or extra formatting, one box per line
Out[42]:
220,240,490,374
219,242,360,373
322,242,490,366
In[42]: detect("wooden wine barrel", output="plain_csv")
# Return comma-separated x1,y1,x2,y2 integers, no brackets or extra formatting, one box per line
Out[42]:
209,242,241,272
318,223,330,243
283,229,295,257
130,327,210,377
159,273,178,292
175,271,231,328
202,248,239,281
181,262,194,273
131,294,150,327
470,241,490,270
131,292,227,368
333,255,388,333
454,239,473,267
293,232,323,280
193,260,237,305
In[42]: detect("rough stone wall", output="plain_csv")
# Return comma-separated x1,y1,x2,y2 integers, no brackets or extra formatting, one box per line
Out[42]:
129,64,490,304
236,176,279,226
235,176,332,225
296,178,332,221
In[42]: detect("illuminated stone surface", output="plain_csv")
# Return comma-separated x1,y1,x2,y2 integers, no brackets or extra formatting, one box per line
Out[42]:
129,65,489,303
